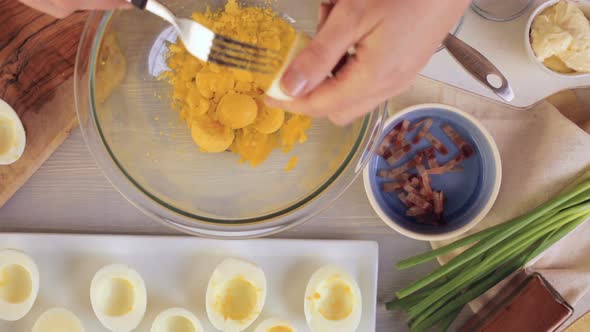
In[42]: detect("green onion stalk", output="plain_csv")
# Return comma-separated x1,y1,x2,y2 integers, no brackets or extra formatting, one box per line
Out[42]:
386,168,590,331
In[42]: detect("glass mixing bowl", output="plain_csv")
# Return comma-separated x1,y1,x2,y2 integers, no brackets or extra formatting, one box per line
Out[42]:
75,0,386,238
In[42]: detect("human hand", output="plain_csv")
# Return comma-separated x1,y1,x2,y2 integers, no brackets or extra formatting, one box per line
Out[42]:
266,0,470,125
18,0,131,18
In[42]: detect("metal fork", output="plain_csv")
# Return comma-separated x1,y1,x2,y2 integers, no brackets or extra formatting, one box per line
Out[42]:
127,0,282,74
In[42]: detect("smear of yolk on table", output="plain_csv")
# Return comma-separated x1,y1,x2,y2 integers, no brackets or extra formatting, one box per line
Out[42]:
163,0,312,169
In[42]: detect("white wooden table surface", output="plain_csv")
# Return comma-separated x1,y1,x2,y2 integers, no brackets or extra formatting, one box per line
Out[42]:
4,77,585,331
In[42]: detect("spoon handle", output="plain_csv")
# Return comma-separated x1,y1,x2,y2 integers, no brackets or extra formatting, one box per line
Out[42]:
443,33,515,102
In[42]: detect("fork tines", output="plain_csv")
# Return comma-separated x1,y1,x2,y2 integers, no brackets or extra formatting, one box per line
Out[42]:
208,34,283,74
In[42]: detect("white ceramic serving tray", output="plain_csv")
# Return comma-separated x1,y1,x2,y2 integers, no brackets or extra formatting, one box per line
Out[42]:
0,233,378,332
421,0,590,109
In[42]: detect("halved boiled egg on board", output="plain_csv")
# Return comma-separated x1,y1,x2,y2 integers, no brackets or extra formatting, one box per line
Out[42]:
304,265,362,332
32,307,84,332
0,249,39,321
254,317,297,332
206,258,267,332
0,99,26,165
90,264,147,332
151,307,203,332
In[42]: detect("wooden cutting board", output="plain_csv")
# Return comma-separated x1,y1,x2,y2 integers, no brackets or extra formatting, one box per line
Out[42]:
0,1,89,207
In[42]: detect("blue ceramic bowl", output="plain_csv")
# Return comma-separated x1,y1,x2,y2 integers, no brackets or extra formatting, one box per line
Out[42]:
363,104,501,241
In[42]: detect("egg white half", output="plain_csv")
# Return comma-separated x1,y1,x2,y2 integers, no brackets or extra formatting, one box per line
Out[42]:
265,32,311,101
206,258,267,332
254,317,297,332
304,265,362,332
0,249,39,321
0,99,26,165
90,264,147,332
151,307,203,332
32,307,84,332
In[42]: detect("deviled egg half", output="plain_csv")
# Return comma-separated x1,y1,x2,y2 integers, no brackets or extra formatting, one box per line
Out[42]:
254,317,297,332
0,99,26,165
151,308,203,332
206,258,267,332
90,264,147,332
304,265,362,332
32,308,84,332
0,249,39,321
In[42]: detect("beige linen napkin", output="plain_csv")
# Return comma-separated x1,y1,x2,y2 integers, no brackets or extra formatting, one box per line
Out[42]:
391,77,590,328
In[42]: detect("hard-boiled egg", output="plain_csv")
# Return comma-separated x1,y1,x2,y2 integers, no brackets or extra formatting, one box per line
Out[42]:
206,258,267,332
0,249,39,321
90,264,147,332
304,265,362,332
0,99,26,165
151,308,203,332
32,308,84,332
254,317,297,332
265,32,311,101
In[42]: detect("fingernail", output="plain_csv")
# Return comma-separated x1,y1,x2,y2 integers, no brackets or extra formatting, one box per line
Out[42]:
281,67,308,97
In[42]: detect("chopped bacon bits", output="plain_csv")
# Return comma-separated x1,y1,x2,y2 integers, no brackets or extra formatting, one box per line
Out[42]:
375,118,476,225
426,154,464,175
441,124,475,159
398,193,411,207
424,146,439,168
406,192,432,211
395,120,411,149
378,158,417,179
412,118,434,144
425,133,449,155
386,141,412,165
434,191,444,216
417,165,433,198
407,207,427,217
377,122,402,157
383,182,401,192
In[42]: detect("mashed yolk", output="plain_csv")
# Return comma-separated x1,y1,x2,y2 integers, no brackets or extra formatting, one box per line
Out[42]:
164,0,312,169
231,126,279,167
285,156,298,172
281,114,312,153
269,326,294,332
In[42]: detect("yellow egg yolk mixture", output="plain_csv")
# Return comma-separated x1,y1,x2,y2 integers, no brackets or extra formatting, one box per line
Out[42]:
163,0,312,168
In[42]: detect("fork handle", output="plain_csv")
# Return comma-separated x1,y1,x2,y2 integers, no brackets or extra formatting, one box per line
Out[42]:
126,0,177,26
128,0,147,9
